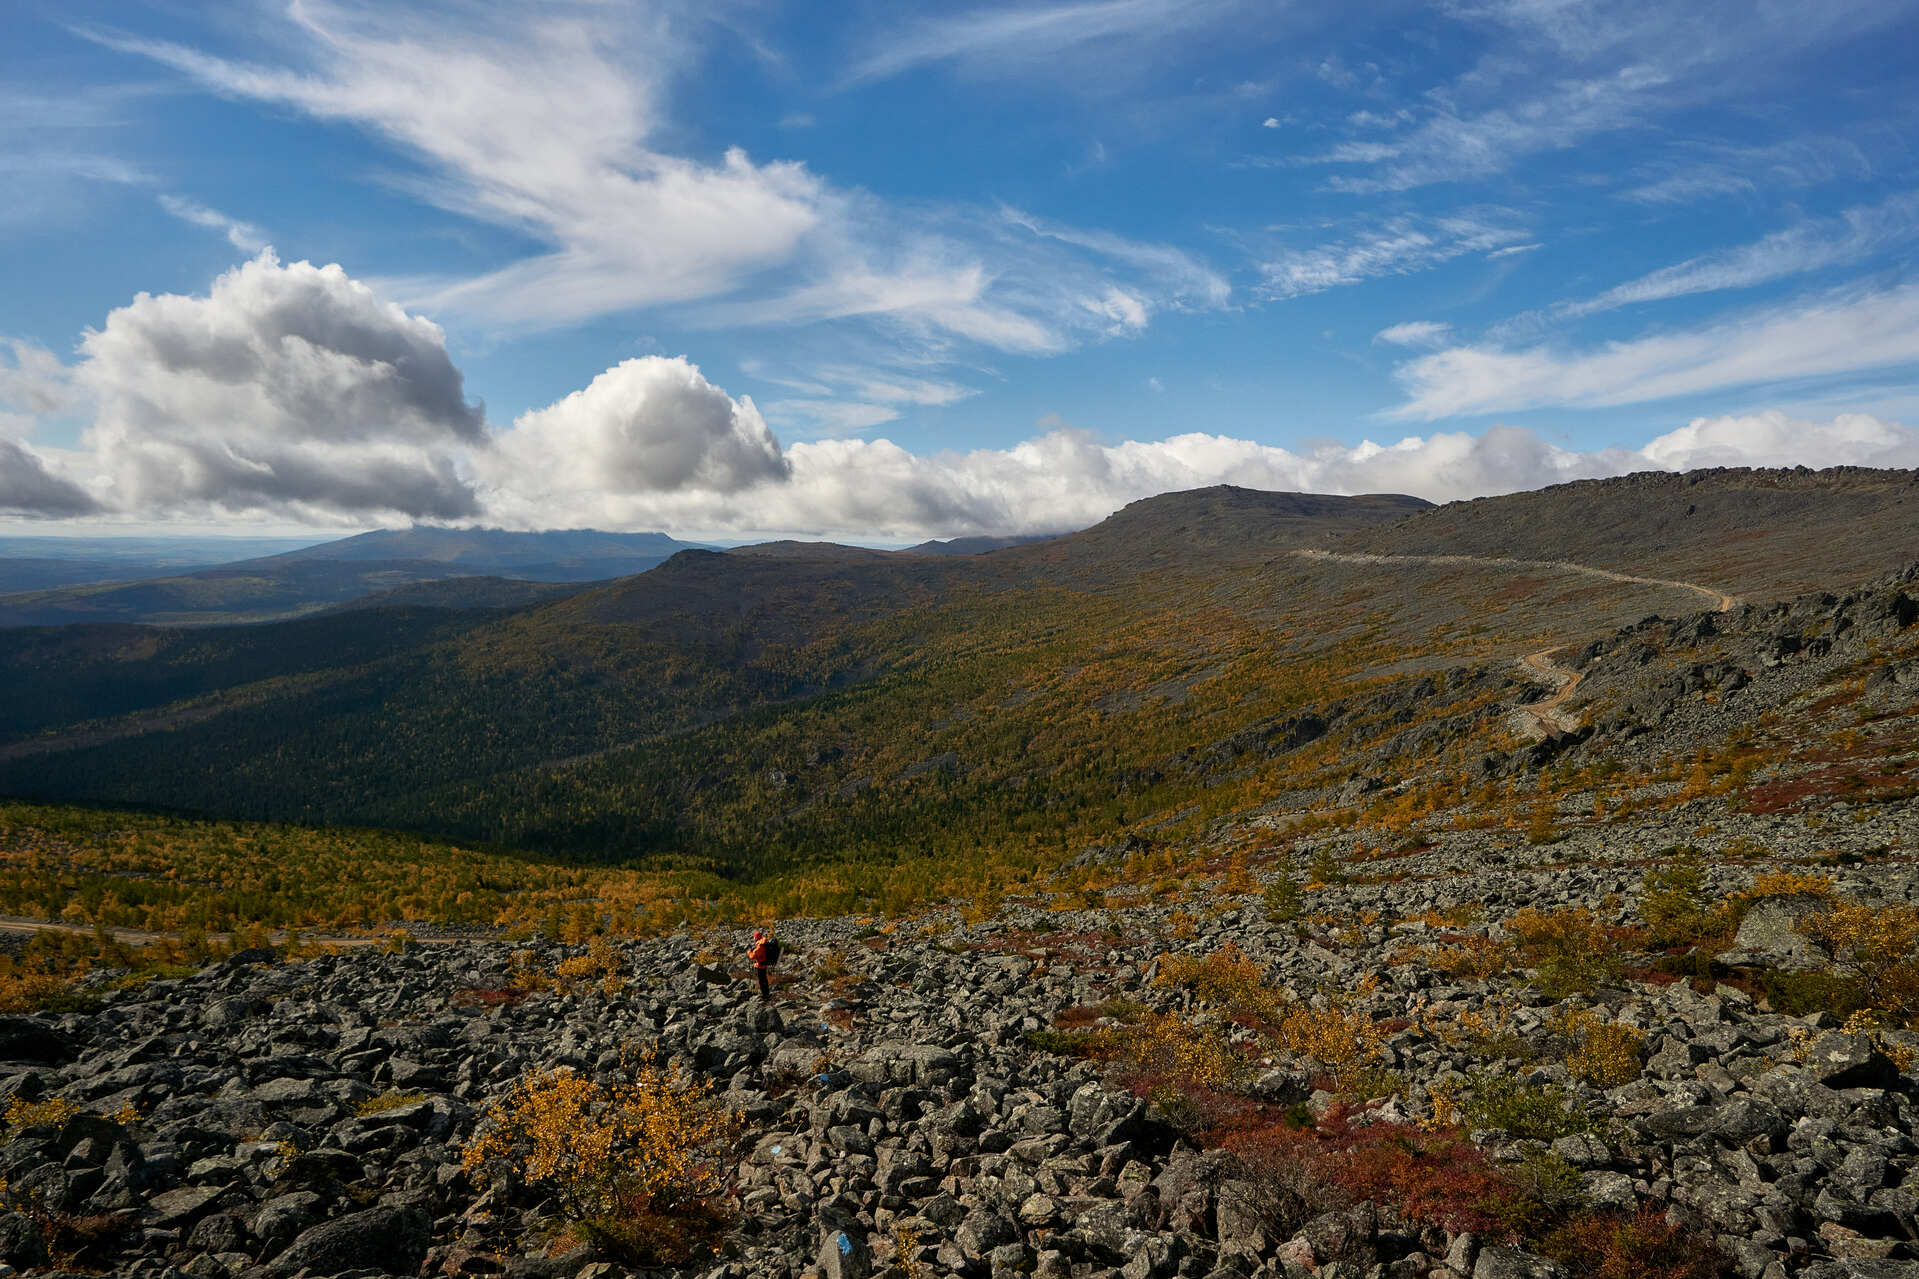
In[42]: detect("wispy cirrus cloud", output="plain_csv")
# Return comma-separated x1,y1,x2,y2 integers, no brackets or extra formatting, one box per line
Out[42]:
1618,136,1875,205
1000,208,1232,311
91,0,1228,372
0,84,156,231
1551,193,1919,322
762,399,902,437
1390,283,1919,419
688,201,1220,358
88,4,828,326
1374,321,1452,348
748,361,979,438
840,0,1244,88
1315,65,1671,195
158,194,269,253
1256,213,1529,299
1305,1,1913,196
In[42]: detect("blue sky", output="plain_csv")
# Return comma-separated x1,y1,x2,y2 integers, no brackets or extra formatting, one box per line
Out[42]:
3,0,1918,539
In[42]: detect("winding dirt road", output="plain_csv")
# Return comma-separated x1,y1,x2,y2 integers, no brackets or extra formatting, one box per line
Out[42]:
1292,549,1740,738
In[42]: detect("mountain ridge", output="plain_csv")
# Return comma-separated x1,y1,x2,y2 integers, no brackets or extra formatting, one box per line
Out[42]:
1344,465,1919,598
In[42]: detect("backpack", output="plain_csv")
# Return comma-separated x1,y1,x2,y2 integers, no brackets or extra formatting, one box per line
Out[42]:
763,936,782,966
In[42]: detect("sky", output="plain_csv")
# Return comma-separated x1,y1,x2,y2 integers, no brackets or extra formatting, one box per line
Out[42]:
3,0,1918,542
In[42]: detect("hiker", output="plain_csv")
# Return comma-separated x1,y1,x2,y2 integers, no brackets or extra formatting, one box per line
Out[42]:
748,927,779,1000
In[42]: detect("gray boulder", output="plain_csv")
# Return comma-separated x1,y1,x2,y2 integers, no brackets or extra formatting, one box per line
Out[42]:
955,1208,1020,1260
0,1212,47,1267
268,1203,430,1276
1800,1262,1919,1279
1475,1246,1572,1279
818,1225,872,1279
1722,894,1832,970
1805,1033,1901,1091
0,1016,76,1064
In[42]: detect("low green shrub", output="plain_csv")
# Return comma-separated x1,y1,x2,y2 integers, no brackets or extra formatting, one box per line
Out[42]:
1465,1073,1597,1142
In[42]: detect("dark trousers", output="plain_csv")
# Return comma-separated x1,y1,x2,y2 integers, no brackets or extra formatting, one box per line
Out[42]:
755,966,770,999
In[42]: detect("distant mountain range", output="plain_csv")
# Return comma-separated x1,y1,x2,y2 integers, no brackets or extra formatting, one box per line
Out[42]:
0,508,1393,628
903,533,1056,555
263,527,693,572
0,536,321,595
0,527,708,627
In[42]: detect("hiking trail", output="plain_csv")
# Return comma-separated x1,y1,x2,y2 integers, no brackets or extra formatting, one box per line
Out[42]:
1292,549,1740,738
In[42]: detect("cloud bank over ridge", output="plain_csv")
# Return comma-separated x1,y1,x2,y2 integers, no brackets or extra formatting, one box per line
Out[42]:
4,252,1917,537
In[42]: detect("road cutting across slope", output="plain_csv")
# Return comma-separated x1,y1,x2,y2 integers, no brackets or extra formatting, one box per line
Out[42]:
1293,549,1740,738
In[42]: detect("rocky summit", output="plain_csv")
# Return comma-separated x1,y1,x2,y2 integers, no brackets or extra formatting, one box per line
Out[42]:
7,837,1919,1279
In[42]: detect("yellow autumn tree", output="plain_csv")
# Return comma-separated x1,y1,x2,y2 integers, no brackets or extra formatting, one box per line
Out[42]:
462,1052,740,1263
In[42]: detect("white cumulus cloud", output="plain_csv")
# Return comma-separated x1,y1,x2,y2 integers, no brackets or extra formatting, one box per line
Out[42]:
80,251,485,521
16,260,1919,540
1641,410,1919,470
480,356,787,525
0,438,101,517
0,339,77,417
471,356,1919,539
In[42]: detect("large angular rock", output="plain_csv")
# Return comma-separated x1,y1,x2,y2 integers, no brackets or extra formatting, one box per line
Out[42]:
1722,895,1833,970
0,1212,47,1267
1475,1246,1572,1279
956,1208,1020,1260
147,1183,230,1230
818,1225,872,1279
1804,1033,1901,1090
0,1016,76,1064
1707,1097,1788,1146
249,1190,325,1255
1582,1170,1636,1212
268,1204,429,1276
1800,1261,1919,1279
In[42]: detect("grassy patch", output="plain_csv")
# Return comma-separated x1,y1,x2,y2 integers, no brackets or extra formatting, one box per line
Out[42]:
355,1091,428,1117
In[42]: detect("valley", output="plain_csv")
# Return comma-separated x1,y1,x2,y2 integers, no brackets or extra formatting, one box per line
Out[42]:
2,467,1917,1279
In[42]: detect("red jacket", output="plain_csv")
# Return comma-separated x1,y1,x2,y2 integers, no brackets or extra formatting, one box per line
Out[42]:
749,937,771,968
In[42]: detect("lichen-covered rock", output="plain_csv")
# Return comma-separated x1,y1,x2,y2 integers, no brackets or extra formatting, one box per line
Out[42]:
1723,894,1833,970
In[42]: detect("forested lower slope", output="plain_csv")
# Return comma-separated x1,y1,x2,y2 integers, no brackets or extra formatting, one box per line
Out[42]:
0,490,1447,877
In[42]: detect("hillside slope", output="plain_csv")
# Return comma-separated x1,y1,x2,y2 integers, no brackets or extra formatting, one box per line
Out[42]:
1343,466,1919,598
0,474,1909,889
0,490,1443,873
